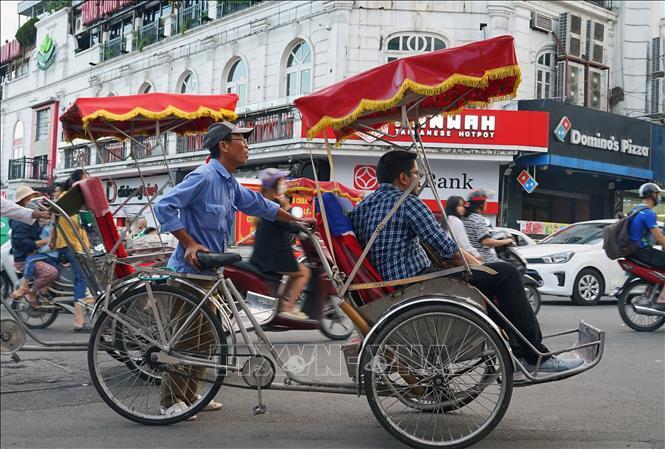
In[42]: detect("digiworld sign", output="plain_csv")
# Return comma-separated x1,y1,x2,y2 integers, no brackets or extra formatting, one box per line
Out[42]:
304,109,550,153
519,100,651,170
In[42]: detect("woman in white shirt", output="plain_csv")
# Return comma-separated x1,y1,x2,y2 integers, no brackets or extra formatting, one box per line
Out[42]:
445,195,482,261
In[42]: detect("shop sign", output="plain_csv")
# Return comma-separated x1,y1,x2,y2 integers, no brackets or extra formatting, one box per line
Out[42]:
304,109,550,152
555,116,649,157
234,181,261,245
517,170,538,194
36,34,56,71
518,220,569,237
520,100,652,170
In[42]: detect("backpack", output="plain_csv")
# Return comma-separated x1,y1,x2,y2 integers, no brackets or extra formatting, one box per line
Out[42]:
603,206,649,260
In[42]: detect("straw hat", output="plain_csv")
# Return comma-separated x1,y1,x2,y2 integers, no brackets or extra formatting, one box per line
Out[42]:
14,185,38,203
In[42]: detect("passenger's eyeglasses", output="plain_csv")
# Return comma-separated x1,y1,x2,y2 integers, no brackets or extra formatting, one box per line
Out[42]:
230,137,247,143
406,170,424,180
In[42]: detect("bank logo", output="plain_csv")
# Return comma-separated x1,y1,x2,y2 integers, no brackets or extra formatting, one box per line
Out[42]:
354,165,378,190
36,34,56,71
554,116,572,142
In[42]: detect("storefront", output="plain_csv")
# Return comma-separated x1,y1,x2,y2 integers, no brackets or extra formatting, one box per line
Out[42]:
102,174,172,228
504,100,654,234
306,108,550,223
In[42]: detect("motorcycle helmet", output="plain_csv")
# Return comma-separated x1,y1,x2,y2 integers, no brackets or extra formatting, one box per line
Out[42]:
638,182,664,205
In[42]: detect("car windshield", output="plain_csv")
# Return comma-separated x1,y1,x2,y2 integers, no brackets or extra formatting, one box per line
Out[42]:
541,223,608,245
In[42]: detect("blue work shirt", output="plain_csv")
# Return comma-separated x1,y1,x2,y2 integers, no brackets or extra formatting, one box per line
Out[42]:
628,205,656,248
154,159,279,273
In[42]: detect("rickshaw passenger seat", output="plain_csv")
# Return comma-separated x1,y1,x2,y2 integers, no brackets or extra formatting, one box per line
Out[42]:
315,192,393,305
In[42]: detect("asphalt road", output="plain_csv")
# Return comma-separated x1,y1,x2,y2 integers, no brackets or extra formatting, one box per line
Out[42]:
1,296,664,449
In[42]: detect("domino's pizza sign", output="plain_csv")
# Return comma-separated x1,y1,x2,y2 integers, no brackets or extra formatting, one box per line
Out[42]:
517,170,538,194
554,116,572,142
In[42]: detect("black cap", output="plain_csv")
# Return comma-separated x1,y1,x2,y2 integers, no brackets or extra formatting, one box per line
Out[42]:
202,121,254,151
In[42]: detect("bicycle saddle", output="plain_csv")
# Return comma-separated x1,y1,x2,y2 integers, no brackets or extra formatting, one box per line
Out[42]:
197,252,242,270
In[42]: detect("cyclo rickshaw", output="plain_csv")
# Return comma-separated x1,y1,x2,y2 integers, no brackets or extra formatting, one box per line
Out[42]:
30,36,606,449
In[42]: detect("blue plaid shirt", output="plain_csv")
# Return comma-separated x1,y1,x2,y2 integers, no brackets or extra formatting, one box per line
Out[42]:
350,183,458,281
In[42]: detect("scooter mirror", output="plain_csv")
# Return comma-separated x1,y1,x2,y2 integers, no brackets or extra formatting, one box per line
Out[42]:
291,206,304,219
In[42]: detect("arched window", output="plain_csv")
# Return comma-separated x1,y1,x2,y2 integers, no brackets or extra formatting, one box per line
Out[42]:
535,51,555,99
385,34,446,62
138,82,153,94
285,41,312,97
12,121,24,159
178,70,197,94
226,59,247,107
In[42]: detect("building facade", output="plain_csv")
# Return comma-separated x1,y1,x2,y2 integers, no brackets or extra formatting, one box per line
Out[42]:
1,0,662,229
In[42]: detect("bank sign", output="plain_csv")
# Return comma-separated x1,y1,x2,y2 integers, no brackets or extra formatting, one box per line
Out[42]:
520,100,651,170
304,109,550,153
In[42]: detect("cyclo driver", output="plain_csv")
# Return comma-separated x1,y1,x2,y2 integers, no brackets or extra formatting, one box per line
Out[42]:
350,151,583,373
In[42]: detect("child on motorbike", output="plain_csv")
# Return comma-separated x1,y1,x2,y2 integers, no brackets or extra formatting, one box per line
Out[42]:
250,168,311,320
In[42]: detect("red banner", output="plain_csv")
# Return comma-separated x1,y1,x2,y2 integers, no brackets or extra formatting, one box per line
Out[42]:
304,109,549,152
82,0,134,26
0,40,22,64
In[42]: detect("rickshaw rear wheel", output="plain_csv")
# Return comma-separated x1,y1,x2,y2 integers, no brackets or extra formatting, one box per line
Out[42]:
362,303,512,449
88,285,227,425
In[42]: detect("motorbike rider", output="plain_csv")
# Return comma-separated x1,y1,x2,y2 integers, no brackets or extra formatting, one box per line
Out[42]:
627,182,665,308
462,190,513,263
350,151,583,372
250,168,310,320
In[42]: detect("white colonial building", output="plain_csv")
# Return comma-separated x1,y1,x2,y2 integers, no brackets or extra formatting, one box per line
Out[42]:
1,0,663,225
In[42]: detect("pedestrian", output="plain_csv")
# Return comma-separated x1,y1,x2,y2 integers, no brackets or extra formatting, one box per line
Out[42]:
52,169,94,332
154,121,306,419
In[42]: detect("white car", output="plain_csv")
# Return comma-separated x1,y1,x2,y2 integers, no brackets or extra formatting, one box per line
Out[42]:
492,227,537,247
516,220,625,305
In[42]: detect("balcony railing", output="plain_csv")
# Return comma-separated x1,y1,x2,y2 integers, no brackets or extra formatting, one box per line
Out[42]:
63,146,91,169
584,0,613,10
100,140,126,163
176,134,205,153
237,109,295,144
136,20,164,50
130,135,168,158
218,0,261,18
8,156,48,180
102,36,126,61
172,2,209,35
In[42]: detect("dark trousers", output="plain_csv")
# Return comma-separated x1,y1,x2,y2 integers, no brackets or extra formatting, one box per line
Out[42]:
468,262,548,363
631,247,665,270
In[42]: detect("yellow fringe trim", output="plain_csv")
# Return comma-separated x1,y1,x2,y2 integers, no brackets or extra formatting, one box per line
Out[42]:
305,64,521,141
80,105,238,130
285,185,363,203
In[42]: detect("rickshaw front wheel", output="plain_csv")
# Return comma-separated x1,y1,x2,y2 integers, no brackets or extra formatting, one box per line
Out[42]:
362,303,513,449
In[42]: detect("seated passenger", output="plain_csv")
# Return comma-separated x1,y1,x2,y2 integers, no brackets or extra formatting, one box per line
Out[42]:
349,150,583,373
250,168,310,320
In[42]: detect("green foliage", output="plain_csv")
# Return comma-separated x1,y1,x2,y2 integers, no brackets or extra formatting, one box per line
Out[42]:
15,17,39,47
45,0,70,12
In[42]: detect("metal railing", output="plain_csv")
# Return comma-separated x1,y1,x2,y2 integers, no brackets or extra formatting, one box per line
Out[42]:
8,156,49,180
102,36,126,61
584,0,612,10
130,134,168,158
172,2,209,35
218,0,261,18
63,146,91,169
136,20,163,50
237,108,295,144
101,140,126,163
176,134,205,153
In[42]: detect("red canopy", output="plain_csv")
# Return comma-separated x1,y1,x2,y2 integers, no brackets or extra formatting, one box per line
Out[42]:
294,35,521,142
285,178,364,203
60,93,239,141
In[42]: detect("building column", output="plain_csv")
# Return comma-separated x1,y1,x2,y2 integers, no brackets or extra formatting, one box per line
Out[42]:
486,1,515,38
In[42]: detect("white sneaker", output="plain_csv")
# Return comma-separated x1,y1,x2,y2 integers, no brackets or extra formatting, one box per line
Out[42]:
160,401,197,420
526,355,584,373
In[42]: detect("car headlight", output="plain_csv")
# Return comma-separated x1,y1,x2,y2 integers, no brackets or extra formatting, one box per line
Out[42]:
542,252,574,264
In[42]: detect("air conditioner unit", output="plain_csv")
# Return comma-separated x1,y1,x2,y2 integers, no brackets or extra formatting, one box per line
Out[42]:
558,13,586,59
586,20,606,64
650,37,663,113
531,12,553,33
567,61,585,105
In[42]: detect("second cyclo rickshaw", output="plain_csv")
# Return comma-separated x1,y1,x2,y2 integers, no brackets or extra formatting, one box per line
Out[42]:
78,36,603,449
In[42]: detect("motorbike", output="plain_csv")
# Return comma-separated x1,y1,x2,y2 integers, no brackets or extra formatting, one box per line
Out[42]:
225,212,353,341
494,231,542,314
616,258,665,331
